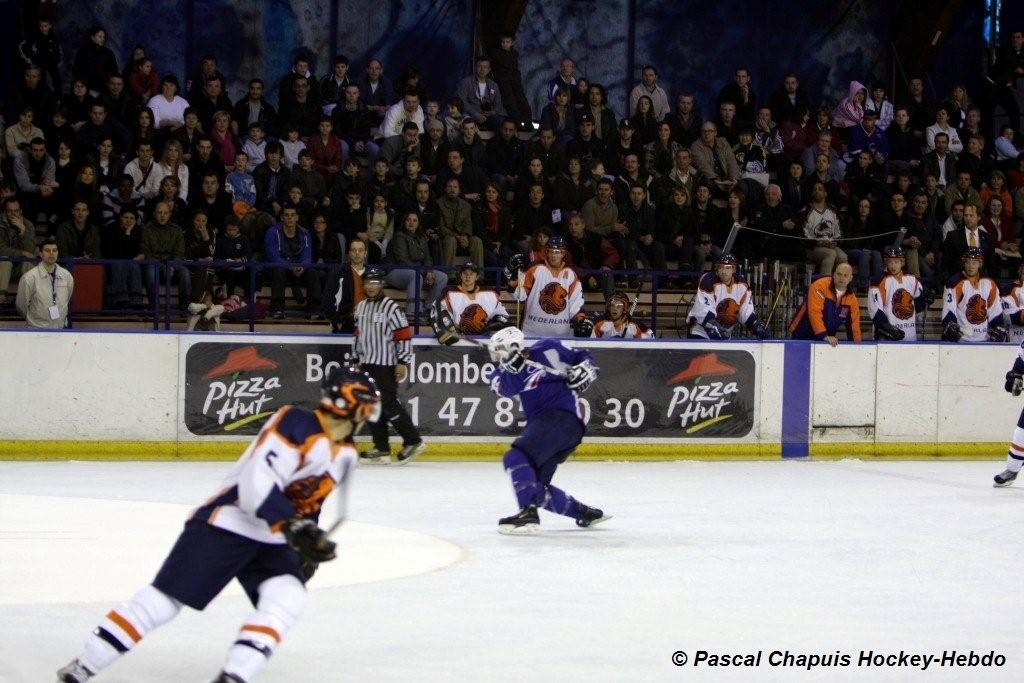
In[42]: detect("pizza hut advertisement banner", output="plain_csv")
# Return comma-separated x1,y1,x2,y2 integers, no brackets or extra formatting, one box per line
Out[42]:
182,339,756,439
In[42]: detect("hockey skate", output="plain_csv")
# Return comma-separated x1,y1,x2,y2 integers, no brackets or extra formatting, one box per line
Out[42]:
575,504,612,528
395,441,427,465
57,659,93,682
359,448,391,464
211,673,246,683
498,505,539,535
994,469,1018,487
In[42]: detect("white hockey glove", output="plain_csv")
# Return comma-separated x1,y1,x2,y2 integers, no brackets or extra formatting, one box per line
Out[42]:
498,348,527,374
566,362,598,393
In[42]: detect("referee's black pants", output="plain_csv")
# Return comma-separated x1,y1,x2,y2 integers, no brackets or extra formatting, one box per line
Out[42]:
363,364,421,451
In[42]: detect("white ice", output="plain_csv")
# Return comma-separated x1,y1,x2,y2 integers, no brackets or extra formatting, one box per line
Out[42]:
1,460,1022,682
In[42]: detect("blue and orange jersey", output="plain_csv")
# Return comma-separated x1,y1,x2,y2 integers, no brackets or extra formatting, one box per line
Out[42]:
789,275,862,341
190,406,357,544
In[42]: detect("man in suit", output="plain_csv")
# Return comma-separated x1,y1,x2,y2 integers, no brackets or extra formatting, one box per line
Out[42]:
941,203,992,280
921,132,957,189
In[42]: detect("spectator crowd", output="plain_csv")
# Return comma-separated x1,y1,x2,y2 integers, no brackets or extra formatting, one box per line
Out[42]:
3,18,1024,338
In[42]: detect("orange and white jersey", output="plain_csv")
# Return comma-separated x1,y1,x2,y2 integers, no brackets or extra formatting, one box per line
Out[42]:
592,317,652,339
1001,282,1024,343
942,272,1001,342
687,272,756,338
441,287,510,335
868,272,923,341
515,262,584,337
191,406,356,544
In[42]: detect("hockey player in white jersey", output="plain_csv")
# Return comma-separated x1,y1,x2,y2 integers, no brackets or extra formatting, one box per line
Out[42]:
440,261,512,334
1000,263,1024,343
57,367,382,683
687,253,770,339
868,246,927,341
592,290,653,338
994,342,1024,486
507,235,592,337
941,247,1008,343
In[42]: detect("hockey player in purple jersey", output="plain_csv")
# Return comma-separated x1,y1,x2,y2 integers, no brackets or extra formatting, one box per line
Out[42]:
487,327,610,534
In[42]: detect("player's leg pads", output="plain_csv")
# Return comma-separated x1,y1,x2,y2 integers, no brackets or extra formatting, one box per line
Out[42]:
79,585,182,674
540,484,579,518
222,575,307,681
503,448,544,508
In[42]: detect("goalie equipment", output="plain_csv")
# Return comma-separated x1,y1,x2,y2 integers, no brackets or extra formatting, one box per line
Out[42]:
875,318,905,341
320,366,382,422
566,361,599,393
704,318,730,339
1005,371,1023,396
503,253,528,281
283,518,337,565
488,326,526,363
572,316,594,337
942,320,962,342
429,300,460,345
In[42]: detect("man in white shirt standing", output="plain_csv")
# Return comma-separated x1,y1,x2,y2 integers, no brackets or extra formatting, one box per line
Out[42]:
16,236,74,328
629,65,670,120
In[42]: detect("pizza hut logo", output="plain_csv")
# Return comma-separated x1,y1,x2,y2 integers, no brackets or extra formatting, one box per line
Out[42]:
665,353,740,434
200,346,282,430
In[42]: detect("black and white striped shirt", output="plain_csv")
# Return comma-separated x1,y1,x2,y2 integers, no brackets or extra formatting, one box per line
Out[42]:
353,295,413,366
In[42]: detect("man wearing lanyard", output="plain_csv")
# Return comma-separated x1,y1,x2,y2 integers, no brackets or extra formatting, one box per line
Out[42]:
15,237,74,328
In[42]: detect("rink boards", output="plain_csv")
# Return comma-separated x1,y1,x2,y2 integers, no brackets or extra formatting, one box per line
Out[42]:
0,330,1014,460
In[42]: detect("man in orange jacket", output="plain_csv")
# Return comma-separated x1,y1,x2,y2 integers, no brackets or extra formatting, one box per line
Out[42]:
789,262,861,345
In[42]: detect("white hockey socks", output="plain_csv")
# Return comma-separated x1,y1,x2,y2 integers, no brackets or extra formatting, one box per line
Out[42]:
79,585,181,674
1006,428,1024,472
222,574,307,681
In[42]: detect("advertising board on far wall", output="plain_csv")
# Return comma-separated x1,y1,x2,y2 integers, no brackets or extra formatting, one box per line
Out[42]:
182,339,757,440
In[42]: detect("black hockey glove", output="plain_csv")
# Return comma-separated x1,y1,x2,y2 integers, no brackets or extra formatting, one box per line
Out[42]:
704,318,730,340
989,325,1010,343
942,321,962,342
1005,372,1023,396
747,318,771,340
875,319,905,341
572,316,594,337
566,362,599,393
283,518,337,565
484,315,515,332
499,348,527,374
503,253,528,281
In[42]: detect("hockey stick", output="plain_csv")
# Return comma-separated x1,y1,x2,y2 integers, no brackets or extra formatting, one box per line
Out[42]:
764,279,788,328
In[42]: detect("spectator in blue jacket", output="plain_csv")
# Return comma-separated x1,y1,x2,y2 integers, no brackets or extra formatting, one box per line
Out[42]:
846,110,890,166
263,204,320,319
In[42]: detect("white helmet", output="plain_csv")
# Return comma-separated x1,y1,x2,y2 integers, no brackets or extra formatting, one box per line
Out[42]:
488,326,525,362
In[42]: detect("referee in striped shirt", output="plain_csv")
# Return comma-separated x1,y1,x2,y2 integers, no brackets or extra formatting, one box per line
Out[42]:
353,267,426,464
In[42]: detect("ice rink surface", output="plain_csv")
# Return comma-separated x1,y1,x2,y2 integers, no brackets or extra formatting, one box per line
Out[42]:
2,459,1023,683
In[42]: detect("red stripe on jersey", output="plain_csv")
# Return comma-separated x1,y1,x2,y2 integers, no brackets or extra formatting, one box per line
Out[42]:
392,326,413,341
